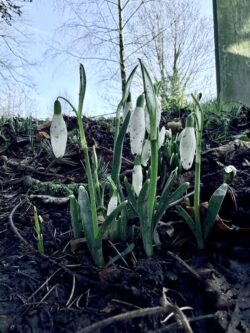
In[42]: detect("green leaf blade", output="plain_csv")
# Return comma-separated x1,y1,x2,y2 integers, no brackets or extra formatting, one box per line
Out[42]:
111,110,131,184
78,186,104,266
153,168,178,226
203,183,228,240
97,201,128,240
69,194,82,239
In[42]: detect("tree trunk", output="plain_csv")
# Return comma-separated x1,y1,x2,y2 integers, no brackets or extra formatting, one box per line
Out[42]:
118,0,127,94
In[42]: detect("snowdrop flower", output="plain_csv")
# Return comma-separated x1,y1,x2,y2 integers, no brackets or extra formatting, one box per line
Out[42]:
130,94,145,155
180,114,196,170
50,100,67,158
132,160,143,196
141,139,151,166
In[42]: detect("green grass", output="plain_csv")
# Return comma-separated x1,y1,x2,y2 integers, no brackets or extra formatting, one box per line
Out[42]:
202,99,240,145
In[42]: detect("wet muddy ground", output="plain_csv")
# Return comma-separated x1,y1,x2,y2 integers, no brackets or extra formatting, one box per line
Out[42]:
0,111,249,332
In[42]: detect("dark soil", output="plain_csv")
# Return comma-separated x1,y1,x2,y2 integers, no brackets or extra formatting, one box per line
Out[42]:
0,112,249,333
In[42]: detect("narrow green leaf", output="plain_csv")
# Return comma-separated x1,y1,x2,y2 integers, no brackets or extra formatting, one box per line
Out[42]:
78,186,95,246
176,205,197,237
139,60,156,118
153,168,178,226
137,179,153,256
111,110,131,184
168,182,190,205
78,186,104,266
106,243,135,267
191,94,203,131
154,181,189,228
97,201,128,240
69,194,82,239
138,179,150,222
124,177,138,213
203,183,228,240
121,65,138,106
114,66,138,143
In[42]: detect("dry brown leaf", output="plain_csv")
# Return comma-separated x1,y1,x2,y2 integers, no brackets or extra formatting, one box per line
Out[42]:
37,121,51,131
36,131,50,140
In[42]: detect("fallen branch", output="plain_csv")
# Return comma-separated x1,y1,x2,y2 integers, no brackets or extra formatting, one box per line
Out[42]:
29,194,69,205
76,303,193,333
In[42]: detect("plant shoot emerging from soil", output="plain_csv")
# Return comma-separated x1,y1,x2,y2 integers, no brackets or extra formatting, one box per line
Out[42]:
177,95,237,248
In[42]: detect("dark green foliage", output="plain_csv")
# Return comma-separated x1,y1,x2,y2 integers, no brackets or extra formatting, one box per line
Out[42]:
0,0,32,25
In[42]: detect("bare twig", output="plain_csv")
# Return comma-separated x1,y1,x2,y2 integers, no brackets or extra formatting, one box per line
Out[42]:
75,306,172,333
29,194,69,205
148,314,215,332
167,251,204,283
76,297,194,333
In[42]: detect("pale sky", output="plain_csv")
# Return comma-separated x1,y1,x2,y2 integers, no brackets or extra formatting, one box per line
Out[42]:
19,0,214,119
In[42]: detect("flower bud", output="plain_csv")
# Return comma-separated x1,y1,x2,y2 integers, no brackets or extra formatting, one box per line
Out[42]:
224,165,237,185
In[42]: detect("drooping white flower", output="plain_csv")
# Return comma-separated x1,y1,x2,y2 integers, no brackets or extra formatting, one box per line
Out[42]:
132,163,143,196
158,126,166,149
180,114,196,170
50,100,67,158
141,139,151,166
130,95,145,155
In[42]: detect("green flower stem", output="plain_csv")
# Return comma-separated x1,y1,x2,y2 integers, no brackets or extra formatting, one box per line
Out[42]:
147,138,158,256
92,145,102,208
194,125,205,249
114,65,138,145
77,112,99,238
114,103,122,144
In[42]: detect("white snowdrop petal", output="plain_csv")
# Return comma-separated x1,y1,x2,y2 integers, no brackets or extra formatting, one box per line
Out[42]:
158,126,166,149
156,96,162,129
107,195,118,216
130,106,145,155
180,127,196,170
145,107,151,134
132,164,143,196
50,114,67,158
141,139,151,166
165,129,172,139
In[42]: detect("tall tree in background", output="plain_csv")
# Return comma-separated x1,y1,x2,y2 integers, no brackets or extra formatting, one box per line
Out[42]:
52,0,214,107
131,0,214,108
0,0,33,89
53,0,151,97
0,0,34,115
0,0,22,24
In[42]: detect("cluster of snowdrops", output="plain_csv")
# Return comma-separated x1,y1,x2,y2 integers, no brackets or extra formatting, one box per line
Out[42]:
49,61,236,267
